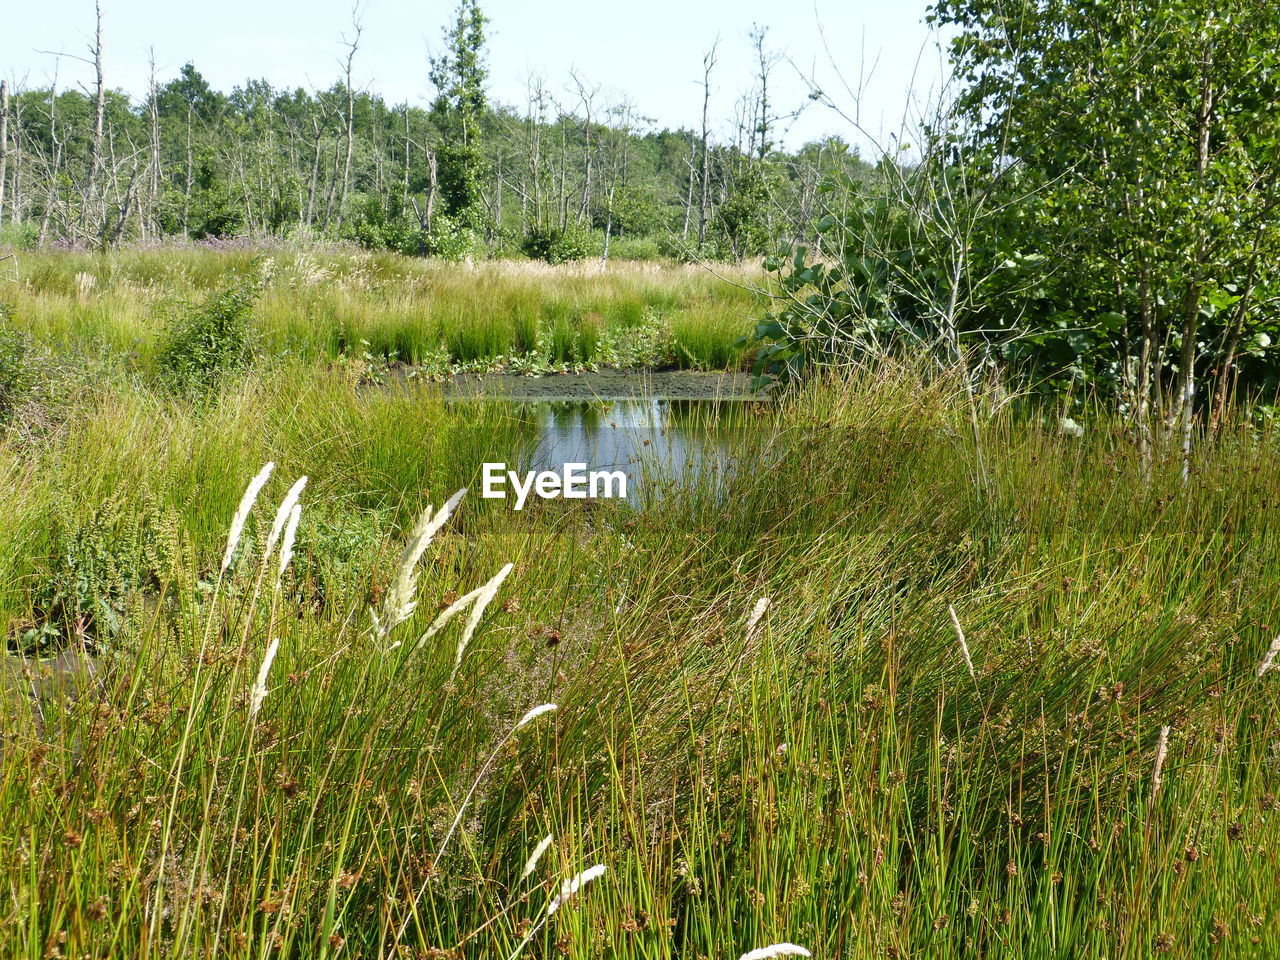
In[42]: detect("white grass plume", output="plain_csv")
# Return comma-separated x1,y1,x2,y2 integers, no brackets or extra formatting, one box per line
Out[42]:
451,563,514,680
547,864,606,915
516,703,557,729
521,834,554,880
948,604,976,679
249,637,280,719
264,475,307,561
407,583,486,652
1258,633,1280,677
745,596,771,645
377,488,466,640
1152,724,1171,794
222,462,274,574
739,945,811,960
277,504,301,584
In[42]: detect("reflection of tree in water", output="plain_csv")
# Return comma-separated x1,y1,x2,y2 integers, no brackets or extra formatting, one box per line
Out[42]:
497,398,758,499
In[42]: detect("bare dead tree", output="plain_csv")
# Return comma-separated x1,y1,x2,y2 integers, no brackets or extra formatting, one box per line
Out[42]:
749,24,781,160
145,50,160,240
568,71,600,227
698,38,719,245
336,2,365,229
0,80,9,228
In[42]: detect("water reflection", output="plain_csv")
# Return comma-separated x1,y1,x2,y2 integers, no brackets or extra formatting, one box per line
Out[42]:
514,398,748,504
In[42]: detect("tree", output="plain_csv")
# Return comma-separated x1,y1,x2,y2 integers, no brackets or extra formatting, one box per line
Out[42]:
428,0,489,230
933,0,1280,468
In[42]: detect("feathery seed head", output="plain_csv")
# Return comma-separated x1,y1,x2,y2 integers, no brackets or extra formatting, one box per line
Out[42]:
277,504,302,584
249,637,280,718
745,596,771,644
516,703,557,729
739,944,812,960
451,562,515,679
222,462,275,574
1258,633,1280,677
521,834,554,880
378,488,467,640
548,864,606,915
264,475,308,562
948,604,976,679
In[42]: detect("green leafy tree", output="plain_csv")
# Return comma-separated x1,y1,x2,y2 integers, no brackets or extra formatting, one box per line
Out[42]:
429,0,489,231
933,0,1280,454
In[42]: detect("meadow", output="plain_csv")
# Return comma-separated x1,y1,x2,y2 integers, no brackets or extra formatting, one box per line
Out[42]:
2,248,1280,959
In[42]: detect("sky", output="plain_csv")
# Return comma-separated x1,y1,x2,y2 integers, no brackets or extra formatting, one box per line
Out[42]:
2,1,951,152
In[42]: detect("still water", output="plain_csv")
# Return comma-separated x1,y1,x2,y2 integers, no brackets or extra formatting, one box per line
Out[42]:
513,398,751,504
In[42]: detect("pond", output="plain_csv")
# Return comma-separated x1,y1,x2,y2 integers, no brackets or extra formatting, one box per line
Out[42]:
513,397,754,505
444,372,763,506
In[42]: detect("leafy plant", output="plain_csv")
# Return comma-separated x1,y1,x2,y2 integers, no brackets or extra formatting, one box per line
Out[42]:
20,496,179,652
521,226,591,264
156,270,264,395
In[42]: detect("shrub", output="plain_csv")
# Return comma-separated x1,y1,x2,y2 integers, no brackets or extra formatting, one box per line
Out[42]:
156,272,263,395
422,215,481,261
521,226,592,264
343,195,427,256
0,222,38,249
605,234,665,262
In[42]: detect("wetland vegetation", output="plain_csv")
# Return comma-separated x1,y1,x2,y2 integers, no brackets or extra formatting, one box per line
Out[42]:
3,0,1280,957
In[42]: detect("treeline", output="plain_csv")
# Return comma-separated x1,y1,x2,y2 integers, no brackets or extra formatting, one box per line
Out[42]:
0,0,867,260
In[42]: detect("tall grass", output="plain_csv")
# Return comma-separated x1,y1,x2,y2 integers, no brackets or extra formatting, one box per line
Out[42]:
2,359,1280,957
0,247,759,369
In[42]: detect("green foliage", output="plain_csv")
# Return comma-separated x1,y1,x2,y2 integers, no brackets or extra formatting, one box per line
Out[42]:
287,505,388,611
21,497,177,651
521,226,591,264
711,162,777,259
0,307,34,423
924,0,1280,402
756,0,1280,409
0,222,38,249
429,0,490,228
343,195,426,255
421,214,480,261
594,307,671,368
156,271,263,395
603,234,664,262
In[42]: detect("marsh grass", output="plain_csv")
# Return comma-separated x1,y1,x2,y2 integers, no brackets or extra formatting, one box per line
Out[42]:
1,247,759,370
1,355,1280,957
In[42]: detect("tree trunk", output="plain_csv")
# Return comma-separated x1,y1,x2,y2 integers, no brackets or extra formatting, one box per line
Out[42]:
698,42,717,246
0,80,9,228
89,0,106,236
183,106,194,236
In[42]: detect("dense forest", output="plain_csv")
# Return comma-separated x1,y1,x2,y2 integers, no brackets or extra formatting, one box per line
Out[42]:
0,0,866,261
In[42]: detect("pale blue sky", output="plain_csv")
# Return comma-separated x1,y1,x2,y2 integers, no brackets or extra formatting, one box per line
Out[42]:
3,1,949,150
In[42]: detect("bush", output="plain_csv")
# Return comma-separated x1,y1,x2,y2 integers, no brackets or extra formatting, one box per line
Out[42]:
521,226,592,264
0,222,38,250
604,234,665,262
421,215,481,261
156,272,263,396
343,195,427,256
